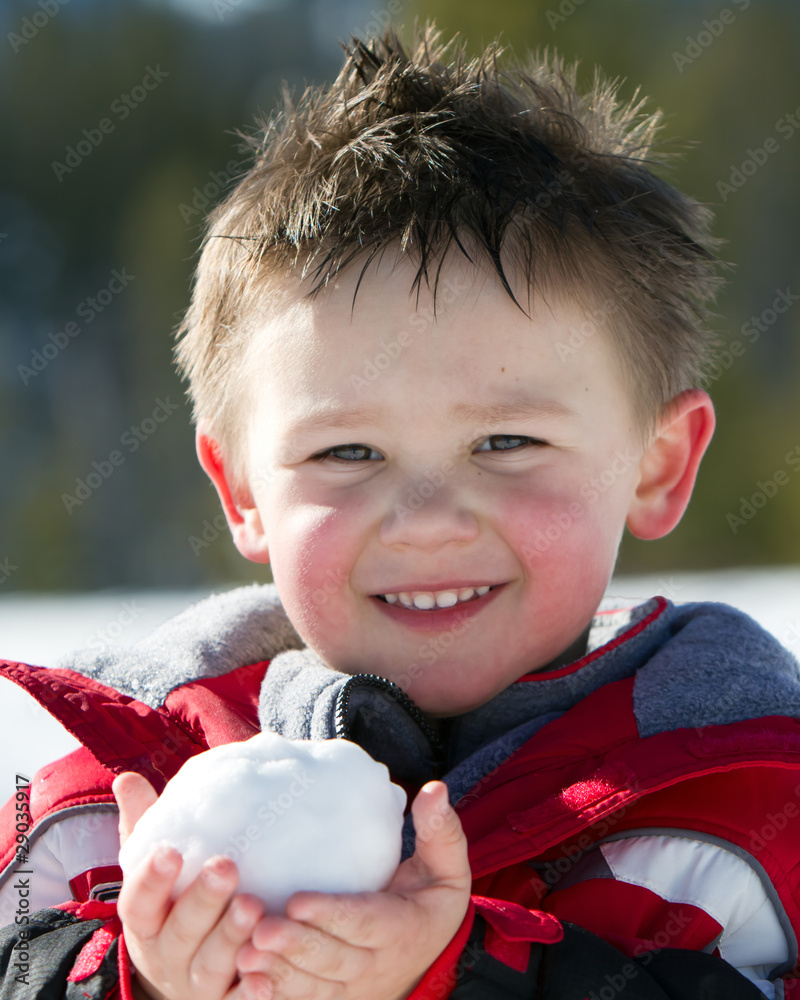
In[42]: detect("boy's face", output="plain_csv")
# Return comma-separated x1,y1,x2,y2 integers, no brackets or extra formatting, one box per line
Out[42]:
234,255,651,716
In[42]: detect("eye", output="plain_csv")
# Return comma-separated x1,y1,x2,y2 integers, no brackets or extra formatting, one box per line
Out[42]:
312,444,383,463
474,435,547,453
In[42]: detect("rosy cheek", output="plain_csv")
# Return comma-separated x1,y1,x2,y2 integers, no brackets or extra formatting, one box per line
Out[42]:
496,481,616,583
270,504,357,628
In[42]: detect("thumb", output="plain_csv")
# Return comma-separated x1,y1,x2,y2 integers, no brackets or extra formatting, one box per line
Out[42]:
410,781,471,888
112,771,158,846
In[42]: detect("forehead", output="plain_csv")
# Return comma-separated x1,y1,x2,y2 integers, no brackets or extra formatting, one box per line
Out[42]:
245,252,635,430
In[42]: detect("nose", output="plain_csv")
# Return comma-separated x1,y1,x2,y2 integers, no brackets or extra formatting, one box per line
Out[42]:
378,474,479,550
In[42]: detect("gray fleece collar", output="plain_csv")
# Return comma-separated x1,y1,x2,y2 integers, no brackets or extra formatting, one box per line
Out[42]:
56,583,304,708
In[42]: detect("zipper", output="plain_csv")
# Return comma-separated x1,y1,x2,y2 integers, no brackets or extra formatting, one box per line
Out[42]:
334,672,443,756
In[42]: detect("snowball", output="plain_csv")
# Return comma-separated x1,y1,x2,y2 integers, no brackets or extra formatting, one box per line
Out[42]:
119,733,407,912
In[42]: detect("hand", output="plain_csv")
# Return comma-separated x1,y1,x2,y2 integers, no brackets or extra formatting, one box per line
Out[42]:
113,771,269,1000
235,780,472,1000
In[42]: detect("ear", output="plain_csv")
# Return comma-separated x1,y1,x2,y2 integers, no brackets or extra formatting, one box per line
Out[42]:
195,426,270,563
626,389,715,540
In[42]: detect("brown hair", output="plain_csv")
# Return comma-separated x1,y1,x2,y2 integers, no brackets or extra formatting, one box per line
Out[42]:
174,23,723,492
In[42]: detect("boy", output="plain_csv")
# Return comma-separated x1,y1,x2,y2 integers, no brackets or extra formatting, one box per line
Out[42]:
3,23,800,1000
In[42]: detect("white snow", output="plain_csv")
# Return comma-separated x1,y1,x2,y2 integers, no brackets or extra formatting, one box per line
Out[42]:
118,732,407,912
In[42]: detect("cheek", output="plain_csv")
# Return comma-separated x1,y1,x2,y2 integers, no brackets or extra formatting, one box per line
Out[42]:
266,500,358,634
496,475,626,580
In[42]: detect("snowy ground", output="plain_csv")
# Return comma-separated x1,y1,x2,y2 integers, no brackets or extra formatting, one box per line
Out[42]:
2,568,800,794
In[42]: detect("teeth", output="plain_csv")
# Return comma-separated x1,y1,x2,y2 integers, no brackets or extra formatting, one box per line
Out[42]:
412,593,436,609
380,586,493,610
434,591,459,608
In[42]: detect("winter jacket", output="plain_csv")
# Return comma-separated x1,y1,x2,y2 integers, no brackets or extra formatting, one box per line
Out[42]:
2,585,800,999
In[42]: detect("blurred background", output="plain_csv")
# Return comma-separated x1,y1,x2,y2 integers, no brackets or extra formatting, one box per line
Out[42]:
1,0,799,597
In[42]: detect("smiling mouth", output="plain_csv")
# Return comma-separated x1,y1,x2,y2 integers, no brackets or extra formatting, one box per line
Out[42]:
374,586,494,611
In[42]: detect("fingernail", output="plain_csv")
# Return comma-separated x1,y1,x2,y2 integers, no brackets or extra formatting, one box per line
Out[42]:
153,844,178,875
231,898,256,930
243,976,272,1000
202,857,231,891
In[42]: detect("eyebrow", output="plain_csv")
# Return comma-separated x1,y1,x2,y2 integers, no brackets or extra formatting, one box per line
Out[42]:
288,396,576,435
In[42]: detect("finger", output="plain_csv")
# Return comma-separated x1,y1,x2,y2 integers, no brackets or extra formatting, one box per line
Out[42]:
236,951,345,1000
117,841,183,941
227,973,272,1000
112,771,158,845
408,781,471,887
188,892,265,994
283,890,375,944
238,913,370,983
160,855,240,962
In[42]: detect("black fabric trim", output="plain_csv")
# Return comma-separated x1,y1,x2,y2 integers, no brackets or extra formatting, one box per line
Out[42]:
0,907,109,1000
447,917,770,999
448,914,542,999
637,947,770,999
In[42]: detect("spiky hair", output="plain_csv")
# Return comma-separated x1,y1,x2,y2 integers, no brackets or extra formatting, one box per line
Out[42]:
174,23,723,491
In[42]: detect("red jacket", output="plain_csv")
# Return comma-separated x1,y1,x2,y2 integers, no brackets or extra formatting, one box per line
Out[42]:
2,589,800,998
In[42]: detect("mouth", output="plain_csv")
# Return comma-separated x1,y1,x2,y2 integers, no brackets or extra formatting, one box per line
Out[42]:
373,585,495,611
